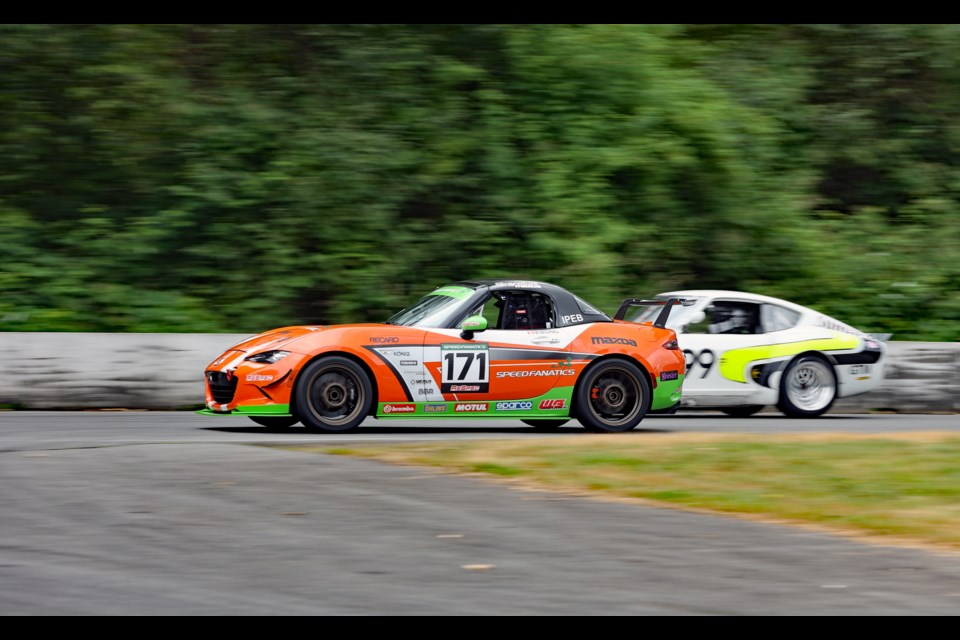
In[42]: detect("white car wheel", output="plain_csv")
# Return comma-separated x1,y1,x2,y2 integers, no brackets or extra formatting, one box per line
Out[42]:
778,355,837,418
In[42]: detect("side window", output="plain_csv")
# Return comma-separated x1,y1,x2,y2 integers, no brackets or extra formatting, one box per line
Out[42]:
476,298,502,330
760,304,800,333
684,301,762,335
493,291,555,330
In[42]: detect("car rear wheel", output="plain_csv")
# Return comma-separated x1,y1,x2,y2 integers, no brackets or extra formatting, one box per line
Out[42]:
777,355,837,418
521,419,570,431
294,356,373,433
575,359,651,433
248,416,301,429
720,406,764,418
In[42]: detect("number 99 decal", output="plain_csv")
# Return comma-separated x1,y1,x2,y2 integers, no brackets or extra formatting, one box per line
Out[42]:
683,348,715,379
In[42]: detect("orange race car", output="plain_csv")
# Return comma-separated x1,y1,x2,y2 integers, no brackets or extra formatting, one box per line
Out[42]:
198,280,689,433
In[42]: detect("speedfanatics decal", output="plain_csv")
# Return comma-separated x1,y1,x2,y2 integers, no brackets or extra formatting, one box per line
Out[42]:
496,370,575,378
539,399,567,410
496,401,533,411
455,403,488,412
382,404,416,413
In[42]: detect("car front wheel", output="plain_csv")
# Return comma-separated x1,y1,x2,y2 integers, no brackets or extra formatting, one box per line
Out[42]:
294,356,373,433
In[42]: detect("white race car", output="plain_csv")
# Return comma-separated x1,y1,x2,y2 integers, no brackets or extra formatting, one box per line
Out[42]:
627,291,888,418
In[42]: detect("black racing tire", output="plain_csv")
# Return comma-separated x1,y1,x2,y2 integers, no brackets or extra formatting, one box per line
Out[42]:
777,354,837,419
574,359,651,433
521,419,570,431
294,356,373,433
248,416,301,429
720,406,765,418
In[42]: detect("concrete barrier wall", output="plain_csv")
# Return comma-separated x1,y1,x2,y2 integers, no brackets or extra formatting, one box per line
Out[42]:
0,333,957,412
0,333,249,409
833,341,960,413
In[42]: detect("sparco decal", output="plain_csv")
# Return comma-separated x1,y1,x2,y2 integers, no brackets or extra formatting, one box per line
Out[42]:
370,337,400,343
382,403,415,413
423,403,447,413
455,403,489,412
539,399,567,410
591,336,638,347
496,401,533,411
660,370,679,381
496,369,575,378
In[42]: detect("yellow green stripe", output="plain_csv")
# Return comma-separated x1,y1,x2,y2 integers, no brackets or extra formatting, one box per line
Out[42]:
718,333,860,383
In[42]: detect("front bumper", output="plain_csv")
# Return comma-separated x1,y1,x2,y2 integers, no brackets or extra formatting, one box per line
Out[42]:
197,404,294,418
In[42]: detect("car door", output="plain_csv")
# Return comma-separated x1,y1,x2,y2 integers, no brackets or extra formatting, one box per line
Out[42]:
678,298,773,402
420,290,575,405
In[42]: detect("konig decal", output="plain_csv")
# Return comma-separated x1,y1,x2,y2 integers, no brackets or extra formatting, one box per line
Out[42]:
454,403,488,413
495,401,533,411
539,399,567,410
382,403,416,414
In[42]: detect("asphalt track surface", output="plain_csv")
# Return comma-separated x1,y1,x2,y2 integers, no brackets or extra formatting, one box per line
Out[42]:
2,411,960,615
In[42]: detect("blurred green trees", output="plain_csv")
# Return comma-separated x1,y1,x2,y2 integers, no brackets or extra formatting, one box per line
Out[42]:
0,24,957,339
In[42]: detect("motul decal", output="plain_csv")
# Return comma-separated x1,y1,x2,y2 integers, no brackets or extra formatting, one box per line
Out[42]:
454,403,488,412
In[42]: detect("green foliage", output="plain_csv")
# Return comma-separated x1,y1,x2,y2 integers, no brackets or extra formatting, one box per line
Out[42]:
0,24,957,339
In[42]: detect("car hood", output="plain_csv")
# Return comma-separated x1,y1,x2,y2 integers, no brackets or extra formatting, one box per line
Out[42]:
226,326,326,353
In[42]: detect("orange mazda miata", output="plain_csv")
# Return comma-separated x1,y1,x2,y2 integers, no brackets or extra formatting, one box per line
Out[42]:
199,280,688,433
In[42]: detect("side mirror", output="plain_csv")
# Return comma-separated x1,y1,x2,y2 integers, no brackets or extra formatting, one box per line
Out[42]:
460,315,488,340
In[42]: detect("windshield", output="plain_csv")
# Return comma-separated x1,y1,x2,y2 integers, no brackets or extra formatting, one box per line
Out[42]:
386,285,476,327
627,296,702,329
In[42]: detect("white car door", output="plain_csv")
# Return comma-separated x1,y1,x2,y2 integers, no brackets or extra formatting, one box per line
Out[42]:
676,298,775,405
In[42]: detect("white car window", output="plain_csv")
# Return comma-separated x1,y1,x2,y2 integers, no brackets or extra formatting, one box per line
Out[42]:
760,304,801,332
684,301,761,335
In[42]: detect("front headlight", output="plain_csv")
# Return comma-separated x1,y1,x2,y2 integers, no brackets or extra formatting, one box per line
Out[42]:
245,350,290,364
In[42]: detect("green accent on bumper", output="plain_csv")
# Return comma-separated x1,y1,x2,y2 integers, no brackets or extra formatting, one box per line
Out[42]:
718,333,860,383
651,373,685,410
197,404,293,417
